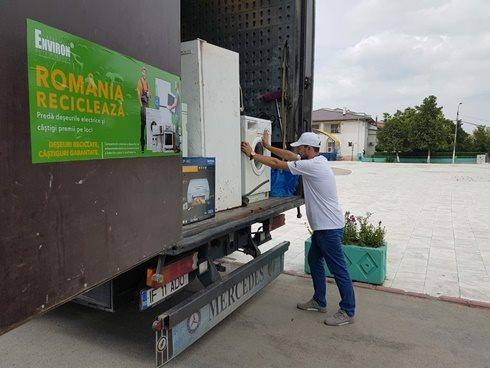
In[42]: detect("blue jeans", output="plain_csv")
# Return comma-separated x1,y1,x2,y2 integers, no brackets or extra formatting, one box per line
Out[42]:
308,228,356,317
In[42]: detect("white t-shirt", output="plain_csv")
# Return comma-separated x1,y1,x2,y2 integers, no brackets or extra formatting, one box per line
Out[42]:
287,155,344,231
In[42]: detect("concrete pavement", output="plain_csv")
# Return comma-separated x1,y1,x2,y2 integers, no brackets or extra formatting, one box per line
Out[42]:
231,162,490,303
0,273,489,368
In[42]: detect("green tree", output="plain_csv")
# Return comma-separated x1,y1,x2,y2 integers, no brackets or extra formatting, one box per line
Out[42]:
487,128,490,154
470,126,490,153
377,108,414,162
441,118,471,152
411,95,447,163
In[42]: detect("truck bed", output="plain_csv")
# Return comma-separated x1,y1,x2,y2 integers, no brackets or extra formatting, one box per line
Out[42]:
171,196,304,255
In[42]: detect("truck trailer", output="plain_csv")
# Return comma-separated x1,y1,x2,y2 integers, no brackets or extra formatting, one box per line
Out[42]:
0,0,315,365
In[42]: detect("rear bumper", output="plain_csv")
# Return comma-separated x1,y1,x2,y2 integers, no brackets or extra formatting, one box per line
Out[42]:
154,241,290,366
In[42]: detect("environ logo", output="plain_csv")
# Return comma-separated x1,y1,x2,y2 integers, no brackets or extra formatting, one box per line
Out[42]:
34,28,72,57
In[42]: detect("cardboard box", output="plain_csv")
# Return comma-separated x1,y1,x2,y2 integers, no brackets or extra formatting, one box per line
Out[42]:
182,157,216,225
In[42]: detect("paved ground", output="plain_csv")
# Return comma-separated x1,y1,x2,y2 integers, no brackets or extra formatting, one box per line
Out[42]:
1,273,489,368
229,162,490,303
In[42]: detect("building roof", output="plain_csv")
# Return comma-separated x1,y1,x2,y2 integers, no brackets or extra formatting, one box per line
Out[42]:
313,108,376,124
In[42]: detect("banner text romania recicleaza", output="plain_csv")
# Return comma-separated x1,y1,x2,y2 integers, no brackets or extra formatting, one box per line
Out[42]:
35,66,125,118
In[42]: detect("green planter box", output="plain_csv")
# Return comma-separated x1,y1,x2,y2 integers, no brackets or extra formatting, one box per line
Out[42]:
304,237,387,285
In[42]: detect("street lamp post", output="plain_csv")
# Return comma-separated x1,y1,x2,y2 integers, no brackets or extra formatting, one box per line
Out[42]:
452,102,462,164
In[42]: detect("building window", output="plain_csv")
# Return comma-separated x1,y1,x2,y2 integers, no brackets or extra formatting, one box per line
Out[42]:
330,124,340,133
327,141,335,152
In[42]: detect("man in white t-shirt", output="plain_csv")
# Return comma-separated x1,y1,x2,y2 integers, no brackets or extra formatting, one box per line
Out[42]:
241,131,356,326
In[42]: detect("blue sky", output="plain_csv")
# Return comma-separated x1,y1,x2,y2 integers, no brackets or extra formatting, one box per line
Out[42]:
313,0,490,130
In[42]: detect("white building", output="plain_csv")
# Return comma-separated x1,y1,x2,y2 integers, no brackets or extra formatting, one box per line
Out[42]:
312,108,378,160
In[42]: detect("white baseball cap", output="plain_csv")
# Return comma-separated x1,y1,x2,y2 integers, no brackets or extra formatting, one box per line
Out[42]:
290,132,321,148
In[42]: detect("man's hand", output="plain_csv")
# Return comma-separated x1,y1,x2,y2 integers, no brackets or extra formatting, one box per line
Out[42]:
241,141,290,170
262,129,271,149
241,142,253,157
258,130,299,161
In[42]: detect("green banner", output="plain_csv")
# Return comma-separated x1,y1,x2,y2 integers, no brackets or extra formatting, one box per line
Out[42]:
26,19,181,163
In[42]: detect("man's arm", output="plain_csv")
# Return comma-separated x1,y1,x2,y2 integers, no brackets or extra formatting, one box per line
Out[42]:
241,142,289,171
136,79,142,106
252,153,290,170
264,143,299,161
262,130,299,161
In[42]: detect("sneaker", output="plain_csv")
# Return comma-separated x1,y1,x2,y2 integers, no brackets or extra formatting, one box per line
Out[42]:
324,309,354,326
297,298,326,313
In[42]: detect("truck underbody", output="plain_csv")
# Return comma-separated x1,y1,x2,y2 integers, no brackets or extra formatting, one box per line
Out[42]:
75,196,304,365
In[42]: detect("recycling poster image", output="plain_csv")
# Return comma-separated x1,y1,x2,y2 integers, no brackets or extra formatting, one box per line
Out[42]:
26,19,181,163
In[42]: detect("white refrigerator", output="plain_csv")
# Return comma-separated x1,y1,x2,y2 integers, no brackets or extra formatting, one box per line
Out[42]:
181,39,242,211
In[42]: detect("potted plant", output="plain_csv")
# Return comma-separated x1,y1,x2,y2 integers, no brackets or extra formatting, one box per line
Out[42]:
304,212,387,285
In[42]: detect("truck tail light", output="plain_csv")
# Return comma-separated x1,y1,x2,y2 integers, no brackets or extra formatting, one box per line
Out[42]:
152,320,163,332
146,252,198,288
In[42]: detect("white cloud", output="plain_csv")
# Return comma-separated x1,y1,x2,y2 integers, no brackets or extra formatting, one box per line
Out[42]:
349,0,490,37
314,0,490,128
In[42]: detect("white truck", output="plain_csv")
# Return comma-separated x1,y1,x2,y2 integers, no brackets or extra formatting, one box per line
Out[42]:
0,0,315,365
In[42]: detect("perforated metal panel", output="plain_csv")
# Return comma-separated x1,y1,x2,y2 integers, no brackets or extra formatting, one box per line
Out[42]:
182,0,314,144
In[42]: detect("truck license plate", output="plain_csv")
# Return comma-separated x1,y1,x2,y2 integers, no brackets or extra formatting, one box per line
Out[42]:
140,274,189,311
